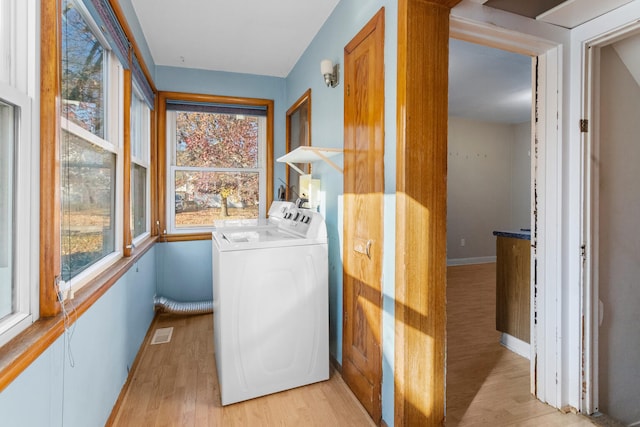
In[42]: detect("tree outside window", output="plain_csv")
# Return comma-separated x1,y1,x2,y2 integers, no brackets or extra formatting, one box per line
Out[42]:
170,109,265,229
61,0,118,281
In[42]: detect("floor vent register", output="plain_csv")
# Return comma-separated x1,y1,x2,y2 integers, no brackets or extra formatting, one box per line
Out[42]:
150,327,174,345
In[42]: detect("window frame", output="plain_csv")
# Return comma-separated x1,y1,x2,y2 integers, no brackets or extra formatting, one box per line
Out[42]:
158,91,274,238
0,0,160,394
0,82,36,347
0,0,38,347
59,1,125,296
167,111,266,233
130,83,151,243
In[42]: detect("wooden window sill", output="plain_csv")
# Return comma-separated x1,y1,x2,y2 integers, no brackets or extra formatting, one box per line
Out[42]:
159,233,212,242
0,236,157,393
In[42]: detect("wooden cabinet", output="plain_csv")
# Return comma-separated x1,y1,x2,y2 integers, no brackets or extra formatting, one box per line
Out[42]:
495,236,530,343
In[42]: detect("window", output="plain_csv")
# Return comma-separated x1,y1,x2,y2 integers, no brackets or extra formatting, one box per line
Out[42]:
0,0,37,345
61,0,122,287
61,0,105,139
0,92,34,346
164,96,273,233
130,86,150,240
0,100,16,325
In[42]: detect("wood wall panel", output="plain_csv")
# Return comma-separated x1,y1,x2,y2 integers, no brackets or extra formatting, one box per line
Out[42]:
395,0,461,425
495,236,531,343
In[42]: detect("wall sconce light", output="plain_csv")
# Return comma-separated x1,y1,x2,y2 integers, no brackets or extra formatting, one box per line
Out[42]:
320,59,339,88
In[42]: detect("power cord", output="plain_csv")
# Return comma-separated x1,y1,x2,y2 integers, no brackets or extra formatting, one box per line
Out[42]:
56,281,77,368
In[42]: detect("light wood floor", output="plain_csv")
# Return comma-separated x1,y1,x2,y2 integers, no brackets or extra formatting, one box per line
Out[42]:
108,313,375,427
446,263,594,426
110,263,597,426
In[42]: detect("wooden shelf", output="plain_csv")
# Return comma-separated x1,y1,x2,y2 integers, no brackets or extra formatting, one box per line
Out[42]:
276,146,343,174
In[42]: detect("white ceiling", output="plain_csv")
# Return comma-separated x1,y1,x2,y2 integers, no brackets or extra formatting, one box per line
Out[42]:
128,0,629,125
130,0,340,78
129,0,532,124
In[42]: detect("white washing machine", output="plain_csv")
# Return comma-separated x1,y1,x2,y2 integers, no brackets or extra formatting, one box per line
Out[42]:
212,203,329,405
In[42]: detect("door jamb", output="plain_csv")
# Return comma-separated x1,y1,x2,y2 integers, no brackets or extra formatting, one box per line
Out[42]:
579,21,640,415
449,15,564,408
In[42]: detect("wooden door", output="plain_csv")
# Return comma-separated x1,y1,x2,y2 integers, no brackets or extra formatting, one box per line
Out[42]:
342,8,384,424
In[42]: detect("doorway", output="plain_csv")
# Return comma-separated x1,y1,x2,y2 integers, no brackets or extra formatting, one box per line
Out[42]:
446,38,533,424
448,14,565,411
582,28,640,425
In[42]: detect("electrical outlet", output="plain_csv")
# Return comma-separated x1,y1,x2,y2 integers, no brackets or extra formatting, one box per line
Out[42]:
460,238,466,247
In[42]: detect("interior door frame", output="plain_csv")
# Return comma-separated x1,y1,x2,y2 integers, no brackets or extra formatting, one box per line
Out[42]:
285,89,311,201
449,15,564,408
579,21,640,415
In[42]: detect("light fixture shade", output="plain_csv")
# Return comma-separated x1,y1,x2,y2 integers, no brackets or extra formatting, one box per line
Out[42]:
320,59,333,75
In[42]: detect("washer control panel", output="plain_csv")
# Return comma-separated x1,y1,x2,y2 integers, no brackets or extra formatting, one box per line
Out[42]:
274,205,326,239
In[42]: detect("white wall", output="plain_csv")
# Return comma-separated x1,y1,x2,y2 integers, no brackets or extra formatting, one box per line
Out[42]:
447,117,530,262
570,0,640,415
597,44,640,425
511,121,531,229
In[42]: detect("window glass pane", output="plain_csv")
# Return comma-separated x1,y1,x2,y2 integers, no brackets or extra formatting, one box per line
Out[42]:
131,92,144,160
175,171,259,227
175,112,259,168
131,91,148,238
62,0,105,139
0,0,11,84
61,129,116,281
0,100,14,320
132,164,146,238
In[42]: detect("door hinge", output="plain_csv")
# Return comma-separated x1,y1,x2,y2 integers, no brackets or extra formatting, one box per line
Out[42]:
347,84,350,96
580,119,589,133
580,244,587,259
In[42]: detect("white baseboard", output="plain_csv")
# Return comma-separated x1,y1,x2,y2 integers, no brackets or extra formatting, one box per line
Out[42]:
500,333,530,359
447,256,496,266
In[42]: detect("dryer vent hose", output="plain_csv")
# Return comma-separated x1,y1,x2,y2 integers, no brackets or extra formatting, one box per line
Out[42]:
153,295,213,315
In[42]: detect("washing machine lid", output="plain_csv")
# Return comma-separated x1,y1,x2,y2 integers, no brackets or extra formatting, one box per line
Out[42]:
213,218,268,228
213,226,321,251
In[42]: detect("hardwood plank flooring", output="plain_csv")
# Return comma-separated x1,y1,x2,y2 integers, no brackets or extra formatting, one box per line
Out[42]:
111,263,598,426
108,313,374,427
446,263,594,426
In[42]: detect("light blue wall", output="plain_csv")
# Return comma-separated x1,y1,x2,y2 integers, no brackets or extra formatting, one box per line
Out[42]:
156,240,213,301
0,247,157,427
284,1,397,423
155,66,288,198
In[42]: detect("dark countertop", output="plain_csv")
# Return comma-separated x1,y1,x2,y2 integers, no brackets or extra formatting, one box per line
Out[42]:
493,229,531,240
